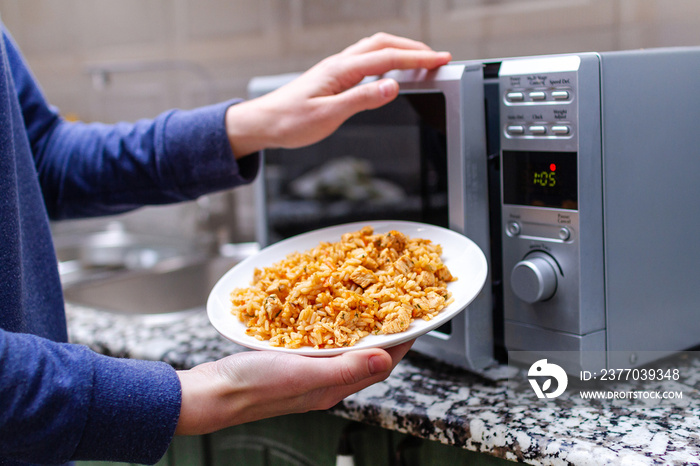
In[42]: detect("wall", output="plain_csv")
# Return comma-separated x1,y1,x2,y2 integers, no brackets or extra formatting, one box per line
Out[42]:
2,0,699,241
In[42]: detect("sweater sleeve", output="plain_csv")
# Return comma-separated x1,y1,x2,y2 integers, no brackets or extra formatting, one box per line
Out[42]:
36,102,260,220
3,26,259,220
0,329,181,465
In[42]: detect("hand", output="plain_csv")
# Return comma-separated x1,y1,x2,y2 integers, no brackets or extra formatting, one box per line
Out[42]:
225,33,451,157
175,340,414,435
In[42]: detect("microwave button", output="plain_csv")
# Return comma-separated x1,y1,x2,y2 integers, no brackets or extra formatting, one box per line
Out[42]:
507,125,525,135
506,92,525,102
551,125,570,135
552,90,570,100
558,227,571,241
507,221,521,236
529,91,546,101
529,125,547,135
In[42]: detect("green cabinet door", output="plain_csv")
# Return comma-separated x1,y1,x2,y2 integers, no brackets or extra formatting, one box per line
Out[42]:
78,412,517,466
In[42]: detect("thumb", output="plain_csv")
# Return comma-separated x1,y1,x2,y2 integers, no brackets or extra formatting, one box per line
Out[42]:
334,349,394,387
270,349,394,412
299,349,392,391
320,340,413,390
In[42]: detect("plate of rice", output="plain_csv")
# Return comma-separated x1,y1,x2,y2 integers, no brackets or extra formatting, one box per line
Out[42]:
207,220,487,356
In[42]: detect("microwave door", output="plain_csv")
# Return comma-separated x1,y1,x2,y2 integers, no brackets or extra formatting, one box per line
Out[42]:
249,63,496,374
405,63,497,374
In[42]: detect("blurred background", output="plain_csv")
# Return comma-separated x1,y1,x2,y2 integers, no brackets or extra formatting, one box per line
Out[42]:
2,0,699,243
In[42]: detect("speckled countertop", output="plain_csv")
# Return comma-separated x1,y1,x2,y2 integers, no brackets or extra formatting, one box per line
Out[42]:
66,304,700,465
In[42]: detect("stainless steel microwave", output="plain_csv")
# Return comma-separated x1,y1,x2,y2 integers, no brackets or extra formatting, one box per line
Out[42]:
248,46,700,375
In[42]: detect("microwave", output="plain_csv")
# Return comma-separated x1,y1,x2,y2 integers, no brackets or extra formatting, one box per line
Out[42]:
248,46,700,375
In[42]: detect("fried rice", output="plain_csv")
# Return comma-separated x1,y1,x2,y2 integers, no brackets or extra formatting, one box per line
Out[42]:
229,225,456,349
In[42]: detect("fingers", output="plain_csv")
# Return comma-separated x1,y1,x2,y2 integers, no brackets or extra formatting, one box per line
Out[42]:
330,47,451,86
320,77,398,121
315,341,415,406
285,348,391,391
317,47,450,95
279,344,407,394
344,48,452,78
330,340,415,390
335,349,392,386
338,32,451,76
318,33,450,94
384,339,416,364
341,32,433,56
302,348,400,409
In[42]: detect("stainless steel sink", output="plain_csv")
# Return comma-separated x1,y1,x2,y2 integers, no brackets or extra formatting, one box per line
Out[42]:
56,222,259,319
62,255,240,316
55,227,199,276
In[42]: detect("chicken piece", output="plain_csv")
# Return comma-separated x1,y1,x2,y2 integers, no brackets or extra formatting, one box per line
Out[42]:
362,256,378,270
393,254,415,275
265,279,290,300
335,307,359,326
417,270,436,288
263,294,283,319
348,248,378,271
380,230,408,252
359,225,374,237
341,231,362,246
381,306,412,334
436,266,454,283
425,291,445,311
350,265,378,288
379,247,399,268
413,291,445,313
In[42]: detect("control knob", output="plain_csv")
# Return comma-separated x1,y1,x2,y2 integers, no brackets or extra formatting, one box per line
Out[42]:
511,252,559,303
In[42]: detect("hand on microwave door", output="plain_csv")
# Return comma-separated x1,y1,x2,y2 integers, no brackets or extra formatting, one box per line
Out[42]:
174,339,414,435
224,33,452,158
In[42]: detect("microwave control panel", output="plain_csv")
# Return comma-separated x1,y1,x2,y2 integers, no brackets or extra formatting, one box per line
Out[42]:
497,56,588,343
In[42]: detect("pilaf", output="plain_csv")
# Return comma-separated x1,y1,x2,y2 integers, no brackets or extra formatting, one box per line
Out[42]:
229,226,456,349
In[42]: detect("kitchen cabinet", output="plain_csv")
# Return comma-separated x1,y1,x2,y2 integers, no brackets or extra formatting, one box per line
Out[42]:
77,412,513,466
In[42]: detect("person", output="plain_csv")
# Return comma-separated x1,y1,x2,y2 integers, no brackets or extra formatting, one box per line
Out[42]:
0,17,451,466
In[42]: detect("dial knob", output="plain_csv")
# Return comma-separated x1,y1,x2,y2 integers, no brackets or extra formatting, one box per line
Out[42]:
511,253,558,303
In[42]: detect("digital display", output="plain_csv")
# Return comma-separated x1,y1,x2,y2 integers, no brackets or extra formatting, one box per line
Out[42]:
502,151,578,210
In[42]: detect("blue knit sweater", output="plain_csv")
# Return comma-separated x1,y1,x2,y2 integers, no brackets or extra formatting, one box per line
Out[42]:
0,23,258,465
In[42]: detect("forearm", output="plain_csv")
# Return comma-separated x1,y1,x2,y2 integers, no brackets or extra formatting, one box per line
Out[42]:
40,102,258,219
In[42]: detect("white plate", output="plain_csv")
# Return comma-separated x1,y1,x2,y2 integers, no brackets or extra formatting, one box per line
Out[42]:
207,221,488,356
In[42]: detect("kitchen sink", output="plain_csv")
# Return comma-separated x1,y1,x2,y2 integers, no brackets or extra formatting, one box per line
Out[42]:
55,222,259,319
59,233,259,320
62,255,240,316
54,227,200,280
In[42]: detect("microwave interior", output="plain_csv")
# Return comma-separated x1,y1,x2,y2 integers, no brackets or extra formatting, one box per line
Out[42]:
261,92,450,243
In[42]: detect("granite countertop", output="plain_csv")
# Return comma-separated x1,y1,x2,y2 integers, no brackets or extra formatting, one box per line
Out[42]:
66,304,700,465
